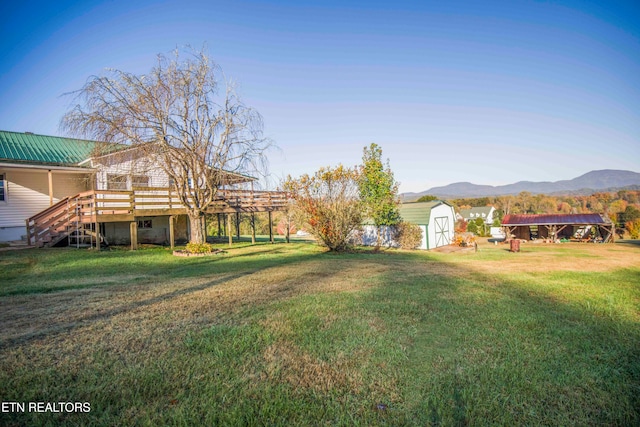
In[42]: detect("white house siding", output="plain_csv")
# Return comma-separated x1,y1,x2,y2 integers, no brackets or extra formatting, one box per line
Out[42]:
94,157,169,190
93,156,174,212
0,169,90,241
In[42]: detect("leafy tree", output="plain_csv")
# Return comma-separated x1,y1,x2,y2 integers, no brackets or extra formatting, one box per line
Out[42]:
608,199,628,216
417,195,438,202
474,218,488,236
358,143,400,248
626,219,640,239
619,206,640,230
455,218,468,233
285,165,362,252
557,202,572,214
62,47,270,244
466,219,478,235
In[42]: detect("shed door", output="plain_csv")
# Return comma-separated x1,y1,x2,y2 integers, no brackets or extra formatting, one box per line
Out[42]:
434,216,451,247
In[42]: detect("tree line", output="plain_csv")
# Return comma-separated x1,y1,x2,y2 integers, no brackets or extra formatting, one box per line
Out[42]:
420,190,640,238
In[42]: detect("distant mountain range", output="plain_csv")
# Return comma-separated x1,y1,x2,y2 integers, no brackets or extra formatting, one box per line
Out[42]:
402,170,640,200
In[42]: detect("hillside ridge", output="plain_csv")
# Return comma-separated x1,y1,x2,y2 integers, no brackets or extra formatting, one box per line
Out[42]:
402,170,640,200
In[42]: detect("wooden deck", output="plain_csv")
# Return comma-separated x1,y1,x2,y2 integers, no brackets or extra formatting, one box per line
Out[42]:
26,187,289,247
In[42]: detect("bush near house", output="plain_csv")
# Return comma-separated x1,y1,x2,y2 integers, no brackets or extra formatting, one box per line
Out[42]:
392,221,423,250
185,242,214,254
466,218,489,237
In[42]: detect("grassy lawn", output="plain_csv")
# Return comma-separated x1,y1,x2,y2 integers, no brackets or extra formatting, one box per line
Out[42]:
0,240,639,426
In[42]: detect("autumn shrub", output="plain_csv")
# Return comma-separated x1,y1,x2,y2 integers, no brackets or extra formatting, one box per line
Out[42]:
392,221,423,250
453,233,476,247
284,165,363,252
455,218,468,233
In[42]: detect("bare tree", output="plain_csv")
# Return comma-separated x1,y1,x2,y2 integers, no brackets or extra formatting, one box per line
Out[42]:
62,47,271,243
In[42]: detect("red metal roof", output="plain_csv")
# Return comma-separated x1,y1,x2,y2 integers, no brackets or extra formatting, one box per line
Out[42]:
502,214,610,226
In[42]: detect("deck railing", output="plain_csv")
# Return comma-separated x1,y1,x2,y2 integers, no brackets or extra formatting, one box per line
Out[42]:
26,187,289,247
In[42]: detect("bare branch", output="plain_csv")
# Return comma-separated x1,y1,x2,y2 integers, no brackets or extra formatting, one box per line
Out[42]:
60,46,272,243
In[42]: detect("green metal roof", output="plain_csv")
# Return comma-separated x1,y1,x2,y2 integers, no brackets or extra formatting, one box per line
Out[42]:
0,130,98,166
399,200,453,225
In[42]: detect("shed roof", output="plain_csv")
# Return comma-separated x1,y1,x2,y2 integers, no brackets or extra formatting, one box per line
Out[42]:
0,130,98,166
399,200,454,225
502,214,610,226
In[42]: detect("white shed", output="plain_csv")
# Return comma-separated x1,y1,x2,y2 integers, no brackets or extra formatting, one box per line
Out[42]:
361,200,456,250
399,201,456,250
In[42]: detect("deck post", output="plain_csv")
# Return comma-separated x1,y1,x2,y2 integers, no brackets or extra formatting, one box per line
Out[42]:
268,211,274,244
217,213,222,238
251,213,256,244
130,221,138,250
236,212,240,239
169,215,175,249
95,219,100,250
227,213,233,247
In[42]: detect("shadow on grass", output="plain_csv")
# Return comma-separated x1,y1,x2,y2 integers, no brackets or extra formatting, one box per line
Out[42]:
0,243,347,351
0,243,311,296
616,239,640,247
1,243,638,425
0,271,250,351
361,250,640,425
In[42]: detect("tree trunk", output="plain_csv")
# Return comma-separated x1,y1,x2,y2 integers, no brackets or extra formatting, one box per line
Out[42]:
187,211,206,244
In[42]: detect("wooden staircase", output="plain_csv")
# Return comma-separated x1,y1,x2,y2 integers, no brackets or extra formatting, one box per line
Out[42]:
26,192,103,248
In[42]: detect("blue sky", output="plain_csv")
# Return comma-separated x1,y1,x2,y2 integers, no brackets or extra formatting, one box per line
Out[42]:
1,0,639,193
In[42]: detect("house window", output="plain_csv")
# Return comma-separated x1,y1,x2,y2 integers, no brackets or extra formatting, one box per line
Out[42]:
107,174,128,190
0,174,5,201
132,175,149,188
137,220,152,229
